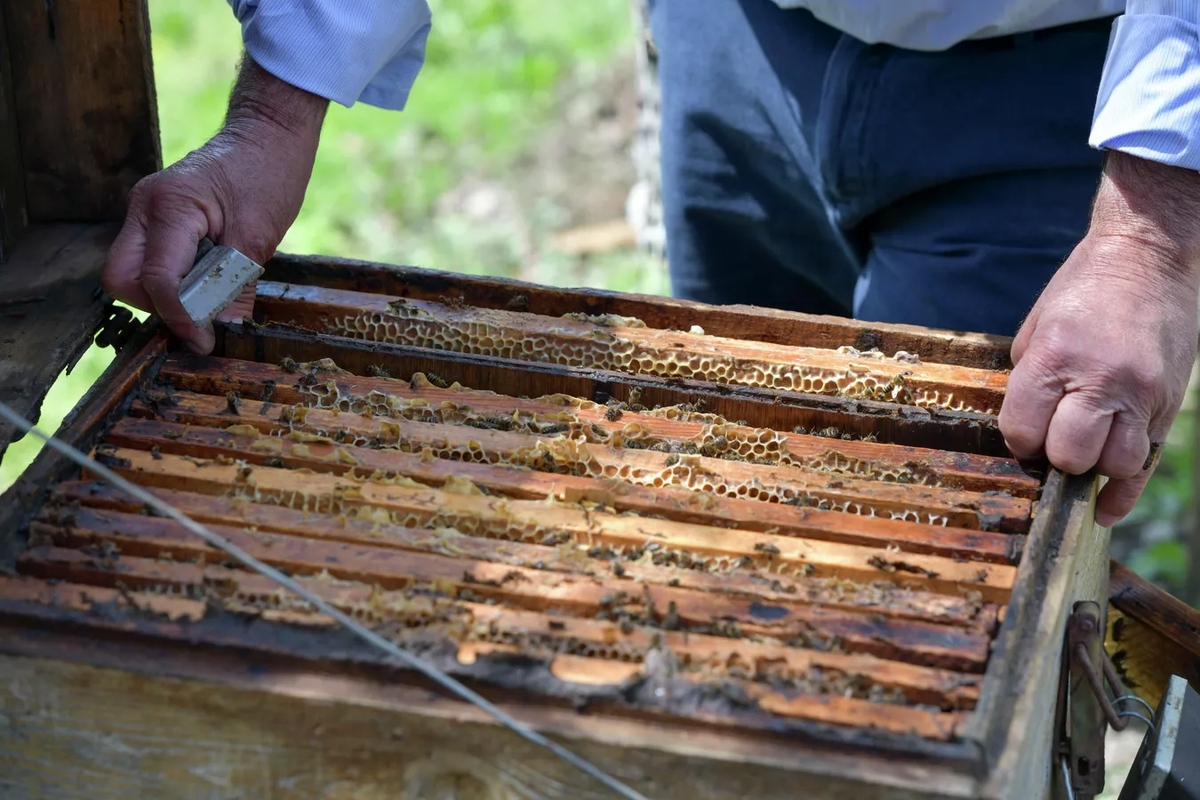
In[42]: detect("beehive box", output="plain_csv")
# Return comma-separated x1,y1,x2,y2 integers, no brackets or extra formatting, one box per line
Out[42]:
0,254,1106,800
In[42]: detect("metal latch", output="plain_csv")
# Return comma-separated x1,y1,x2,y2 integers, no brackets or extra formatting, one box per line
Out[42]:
94,303,139,352
1060,600,1157,799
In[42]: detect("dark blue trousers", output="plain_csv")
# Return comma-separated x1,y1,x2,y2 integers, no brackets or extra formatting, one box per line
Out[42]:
648,1,1112,336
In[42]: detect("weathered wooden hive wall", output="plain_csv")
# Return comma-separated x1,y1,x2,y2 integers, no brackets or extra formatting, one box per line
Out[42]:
0,260,1104,800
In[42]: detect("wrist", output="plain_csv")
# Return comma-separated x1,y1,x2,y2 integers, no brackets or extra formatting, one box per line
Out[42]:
1088,152,1200,280
222,55,328,151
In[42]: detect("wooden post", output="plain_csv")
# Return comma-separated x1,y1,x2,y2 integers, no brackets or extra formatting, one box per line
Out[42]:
2,0,160,222
0,4,27,260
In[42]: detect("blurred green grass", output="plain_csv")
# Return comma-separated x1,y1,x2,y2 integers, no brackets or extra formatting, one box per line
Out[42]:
1,0,663,492
153,0,655,280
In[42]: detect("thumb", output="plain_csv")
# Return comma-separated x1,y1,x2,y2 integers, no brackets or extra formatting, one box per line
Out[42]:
140,208,216,355
102,191,154,311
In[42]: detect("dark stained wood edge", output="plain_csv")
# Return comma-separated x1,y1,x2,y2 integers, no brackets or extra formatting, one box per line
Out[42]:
265,252,1014,370
959,471,1072,756
0,325,166,570
0,223,122,460
0,645,984,800
5,0,161,220
216,323,1015,458
0,597,987,773
959,472,1100,784
0,4,27,260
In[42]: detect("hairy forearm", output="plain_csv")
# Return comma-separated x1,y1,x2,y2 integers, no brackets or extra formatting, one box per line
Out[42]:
1089,152,1200,286
224,55,330,147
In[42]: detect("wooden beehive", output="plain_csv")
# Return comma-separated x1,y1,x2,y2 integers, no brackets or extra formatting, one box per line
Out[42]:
0,2,1116,797
0,254,1109,799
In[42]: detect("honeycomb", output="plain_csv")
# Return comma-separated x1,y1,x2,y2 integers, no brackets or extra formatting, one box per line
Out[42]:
324,302,995,414
10,282,1030,756
266,408,951,526
289,370,946,489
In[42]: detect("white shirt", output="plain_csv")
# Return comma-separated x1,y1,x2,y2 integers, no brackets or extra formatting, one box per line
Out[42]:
225,0,1200,171
778,0,1125,50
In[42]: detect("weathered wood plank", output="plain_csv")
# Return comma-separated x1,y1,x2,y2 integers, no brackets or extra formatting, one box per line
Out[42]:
129,391,1031,531
0,572,981,711
3,0,160,220
27,510,994,670
27,549,977,737
255,283,1011,415
100,418,1023,564
89,448,1018,602
265,252,1014,370
0,651,983,799
0,574,205,620
159,352,1039,496
0,224,123,462
0,326,165,570
466,644,967,739
960,473,1106,800
52,484,997,630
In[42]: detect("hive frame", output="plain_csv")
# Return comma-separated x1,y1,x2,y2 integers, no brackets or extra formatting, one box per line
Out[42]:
0,257,1107,800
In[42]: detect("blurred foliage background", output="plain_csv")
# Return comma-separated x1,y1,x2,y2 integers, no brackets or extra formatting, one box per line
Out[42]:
0,0,664,490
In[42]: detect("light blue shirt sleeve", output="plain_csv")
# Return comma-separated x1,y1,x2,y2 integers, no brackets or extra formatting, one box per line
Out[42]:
226,1,432,111
1090,0,1200,169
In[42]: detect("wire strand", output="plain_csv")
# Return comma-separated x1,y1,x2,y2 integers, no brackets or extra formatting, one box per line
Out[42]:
0,399,648,800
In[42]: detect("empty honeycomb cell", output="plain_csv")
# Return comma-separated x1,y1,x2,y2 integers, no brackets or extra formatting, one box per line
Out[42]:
267,367,965,529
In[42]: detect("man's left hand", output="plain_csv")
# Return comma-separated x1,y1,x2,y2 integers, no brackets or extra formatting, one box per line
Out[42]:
999,152,1200,527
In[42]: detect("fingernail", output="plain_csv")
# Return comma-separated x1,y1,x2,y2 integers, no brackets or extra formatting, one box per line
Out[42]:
1096,512,1117,528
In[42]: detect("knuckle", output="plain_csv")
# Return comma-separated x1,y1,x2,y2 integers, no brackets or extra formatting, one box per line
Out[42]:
1045,438,1094,475
1018,346,1069,381
240,234,276,264
1052,454,1091,476
99,268,125,298
126,176,158,209
1115,359,1164,395
145,191,202,227
999,418,1042,456
1026,321,1080,365
140,264,184,292
1099,453,1143,480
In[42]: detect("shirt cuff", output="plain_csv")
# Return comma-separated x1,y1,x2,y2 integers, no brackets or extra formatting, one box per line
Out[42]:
1090,2,1200,170
227,1,432,111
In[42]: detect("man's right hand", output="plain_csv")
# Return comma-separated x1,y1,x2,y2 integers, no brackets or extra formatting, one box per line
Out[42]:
103,56,328,354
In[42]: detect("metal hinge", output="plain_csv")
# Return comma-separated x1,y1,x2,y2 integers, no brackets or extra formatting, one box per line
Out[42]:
1059,600,1157,799
94,303,139,352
